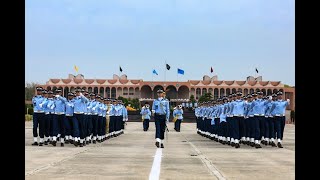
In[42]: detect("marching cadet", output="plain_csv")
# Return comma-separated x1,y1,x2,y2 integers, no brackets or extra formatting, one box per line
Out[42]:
122,101,129,134
141,102,151,131
219,97,229,144
52,89,67,147
73,88,89,147
152,89,170,148
105,99,112,139
89,94,100,143
109,99,117,138
264,94,277,147
82,90,89,145
42,90,55,145
245,94,255,147
64,92,74,145
250,91,268,148
85,92,92,144
270,91,290,148
173,104,184,132
97,96,105,143
32,87,46,146
195,104,201,134
102,98,109,141
229,92,245,148
40,90,49,145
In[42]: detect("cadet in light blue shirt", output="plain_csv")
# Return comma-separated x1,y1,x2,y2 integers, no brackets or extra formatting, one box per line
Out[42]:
51,89,67,146
41,90,55,145
250,91,269,148
72,89,89,147
264,94,278,147
31,87,46,146
87,94,99,143
270,91,290,148
152,89,170,148
141,102,151,131
173,104,184,132
64,92,74,145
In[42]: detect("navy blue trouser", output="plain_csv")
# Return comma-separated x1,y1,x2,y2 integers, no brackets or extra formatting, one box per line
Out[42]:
175,119,182,131
64,116,73,136
53,114,65,138
253,116,262,140
215,118,220,135
143,119,150,130
155,115,166,140
275,116,285,140
72,116,80,138
259,116,266,139
226,117,231,138
83,114,88,138
231,116,240,140
91,115,98,136
74,114,85,139
239,117,246,139
33,112,45,138
102,116,107,135
44,114,52,137
109,116,116,134
98,116,103,136
268,117,275,139
245,117,251,138
87,115,93,137
220,121,227,137
196,117,199,130
264,117,270,139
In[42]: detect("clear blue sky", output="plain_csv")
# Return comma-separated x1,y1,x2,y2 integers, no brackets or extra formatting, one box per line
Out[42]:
26,0,295,86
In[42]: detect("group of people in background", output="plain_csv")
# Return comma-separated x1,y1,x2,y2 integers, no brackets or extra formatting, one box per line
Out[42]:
31,87,128,147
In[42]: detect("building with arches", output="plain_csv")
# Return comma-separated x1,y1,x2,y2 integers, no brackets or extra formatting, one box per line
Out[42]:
40,74,295,110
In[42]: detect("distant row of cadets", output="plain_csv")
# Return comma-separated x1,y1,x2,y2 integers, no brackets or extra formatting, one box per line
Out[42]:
195,91,289,148
31,87,128,147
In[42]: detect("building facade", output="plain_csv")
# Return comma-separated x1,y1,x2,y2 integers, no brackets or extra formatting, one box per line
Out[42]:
40,74,295,110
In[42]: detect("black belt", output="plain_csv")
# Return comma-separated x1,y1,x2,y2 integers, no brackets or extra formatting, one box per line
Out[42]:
155,113,166,116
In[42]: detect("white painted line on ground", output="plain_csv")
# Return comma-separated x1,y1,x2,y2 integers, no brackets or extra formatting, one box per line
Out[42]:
149,148,162,180
181,125,226,180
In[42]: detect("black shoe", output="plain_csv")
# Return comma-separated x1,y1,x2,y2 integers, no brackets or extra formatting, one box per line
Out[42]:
277,142,283,148
80,143,83,147
32,142,38,146
155,142,160,148
231,142,235,147
227,141,231,145
86,141,89,145
57,137,60,141
74,141,79,147
65,140,70,144
39,143,43,146
93,140,96,144
52,141,56,146
161,143,164,148
235,143,240,148
44,141,48,145
264,141,268,146
61,143,64,147
250,142,255,147
271,141,277,147
70,140,74,144
97,140,101,143
255,144,262,148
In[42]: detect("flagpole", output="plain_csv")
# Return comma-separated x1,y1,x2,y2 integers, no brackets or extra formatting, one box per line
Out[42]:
164,60,166,83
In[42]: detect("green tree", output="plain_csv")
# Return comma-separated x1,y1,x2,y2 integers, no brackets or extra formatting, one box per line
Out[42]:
25,82,39,100
198,93,213,103
190,95,195,103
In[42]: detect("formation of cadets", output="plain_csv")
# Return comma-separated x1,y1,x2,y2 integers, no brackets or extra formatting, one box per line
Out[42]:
31,87,128,147
195,90,290,149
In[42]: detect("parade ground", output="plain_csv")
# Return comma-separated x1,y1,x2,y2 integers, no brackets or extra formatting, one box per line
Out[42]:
25,122,295,180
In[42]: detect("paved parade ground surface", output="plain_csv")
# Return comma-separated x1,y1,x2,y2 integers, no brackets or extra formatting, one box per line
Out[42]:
25,122,295,180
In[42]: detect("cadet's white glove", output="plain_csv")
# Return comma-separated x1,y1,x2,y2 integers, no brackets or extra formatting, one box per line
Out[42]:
92,107,96,111
39,104,43,108
269,96,272,100
56,95,60,98
152,110,155,114
50,106,54,110
287,99,290,102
